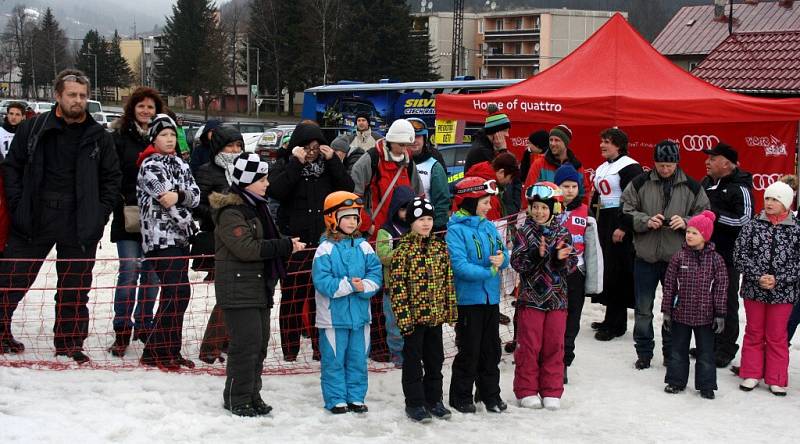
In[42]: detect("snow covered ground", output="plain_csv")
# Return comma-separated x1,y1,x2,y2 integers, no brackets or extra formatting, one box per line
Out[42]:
1,228,799,443
3,299,799,443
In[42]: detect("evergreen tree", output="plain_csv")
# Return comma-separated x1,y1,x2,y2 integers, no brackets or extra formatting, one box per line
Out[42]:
108,31,134,89
76,30,108,99
31,7,69,90
159,0,228,116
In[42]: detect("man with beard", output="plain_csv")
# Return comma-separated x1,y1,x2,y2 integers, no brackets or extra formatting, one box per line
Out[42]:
0,102,26,159
0,69,121,362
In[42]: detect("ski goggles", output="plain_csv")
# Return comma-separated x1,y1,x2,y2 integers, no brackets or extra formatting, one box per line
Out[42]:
526,183,558,201
457,179,499,196
324,197,365,214
407,118,429,136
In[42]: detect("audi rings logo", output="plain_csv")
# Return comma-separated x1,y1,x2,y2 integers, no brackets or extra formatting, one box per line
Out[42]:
681,135,720,151
752,174,781,191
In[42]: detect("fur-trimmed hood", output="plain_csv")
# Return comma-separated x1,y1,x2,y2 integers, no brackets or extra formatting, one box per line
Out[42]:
209,191,244,210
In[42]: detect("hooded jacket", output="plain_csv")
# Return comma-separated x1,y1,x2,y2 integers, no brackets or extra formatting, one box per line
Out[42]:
445,210,510,306
700,168,754,265
137,148,200,253
376,185,415,280
661,242,728,326
268,124,354,246
734,211,800,305
2,110,121,248
511,215,576,311
621,168,710,263
211,192,292,309
312,233,383,329
195,126,245,232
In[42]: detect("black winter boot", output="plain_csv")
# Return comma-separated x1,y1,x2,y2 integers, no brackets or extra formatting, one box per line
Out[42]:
109,329,132,357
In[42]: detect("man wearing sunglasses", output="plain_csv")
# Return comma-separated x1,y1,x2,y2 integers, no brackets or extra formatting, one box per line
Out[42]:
0,69,122,362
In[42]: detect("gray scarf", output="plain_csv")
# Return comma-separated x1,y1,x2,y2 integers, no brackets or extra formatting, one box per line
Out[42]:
214,151,240,186
300,155,326,178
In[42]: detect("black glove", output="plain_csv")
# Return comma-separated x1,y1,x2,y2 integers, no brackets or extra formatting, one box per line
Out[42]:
712,317,725,335
662,313,672,333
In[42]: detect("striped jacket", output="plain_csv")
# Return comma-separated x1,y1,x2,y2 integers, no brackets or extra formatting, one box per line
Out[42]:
700,169,754,265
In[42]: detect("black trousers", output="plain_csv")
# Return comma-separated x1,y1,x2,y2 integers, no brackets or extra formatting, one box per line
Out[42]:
449,304,501,407
402,324,445,408
564,271,586,367
143,247,191,360
666,322,716,391
714,265,740,362
0,205,97,352
223,307,270,408
278,249,318,359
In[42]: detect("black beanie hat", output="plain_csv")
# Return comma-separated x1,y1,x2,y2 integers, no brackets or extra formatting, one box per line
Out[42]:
528,130,549,151
654,140,680,163
405,197,435,226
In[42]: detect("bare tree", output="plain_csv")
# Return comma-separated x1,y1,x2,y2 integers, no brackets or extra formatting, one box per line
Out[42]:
248,0,283,112
306,0,343,85
2,5,35,97
221,0,245,113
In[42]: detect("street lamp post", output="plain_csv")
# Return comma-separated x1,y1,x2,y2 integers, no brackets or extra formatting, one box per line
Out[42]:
82,52,97,100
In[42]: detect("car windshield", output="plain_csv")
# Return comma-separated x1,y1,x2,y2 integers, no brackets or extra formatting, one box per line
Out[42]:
237,124,266,134
86,102,101,113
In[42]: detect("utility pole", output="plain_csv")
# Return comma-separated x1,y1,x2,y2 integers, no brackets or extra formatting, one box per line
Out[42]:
451,0,464,79
82,52,97,100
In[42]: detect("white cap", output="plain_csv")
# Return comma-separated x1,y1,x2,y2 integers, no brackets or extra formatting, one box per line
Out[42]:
385,119,415,144
764,181,794,211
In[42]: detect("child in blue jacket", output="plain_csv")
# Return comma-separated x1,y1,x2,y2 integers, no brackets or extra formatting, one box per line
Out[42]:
313,191,383,414
446,177,510,414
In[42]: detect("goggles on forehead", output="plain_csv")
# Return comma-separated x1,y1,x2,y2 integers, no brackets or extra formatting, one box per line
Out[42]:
408,119,427,131
526,184,558,201
61,74,90,83
324,198,364,214
457,179,499,196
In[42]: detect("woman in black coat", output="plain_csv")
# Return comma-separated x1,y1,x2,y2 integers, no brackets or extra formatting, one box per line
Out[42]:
109,87,165,357
267,122,354,361
195,126,245,364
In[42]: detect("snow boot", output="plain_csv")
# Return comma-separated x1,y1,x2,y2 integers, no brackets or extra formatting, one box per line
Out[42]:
594,329,624,341
347,402,368,413
700,390,715,399
518,395,543,409
739,378,759,392
484,397,507,413
0,333,25,354
634,357,651,370
769,385,787,397
449,401,476,414
425,401,452,420
406,406,432,423
109,329,131,357
56,350,90,364
542,397,560,410
329,403,348,414
664,384,685,394
229,403,259,417
252,397,273,415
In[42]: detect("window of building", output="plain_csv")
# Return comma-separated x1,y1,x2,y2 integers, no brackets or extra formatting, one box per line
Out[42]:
496,67,502,78
534,16,541,30
515,17,523,29
515,42,522,54
479,19,484,34
496,19,503,31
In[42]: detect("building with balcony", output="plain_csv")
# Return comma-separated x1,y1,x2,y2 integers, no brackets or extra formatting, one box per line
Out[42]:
478,9,622,79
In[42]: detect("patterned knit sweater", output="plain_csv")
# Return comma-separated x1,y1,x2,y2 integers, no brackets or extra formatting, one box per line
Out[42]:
389,232,458,335
511,216,576,311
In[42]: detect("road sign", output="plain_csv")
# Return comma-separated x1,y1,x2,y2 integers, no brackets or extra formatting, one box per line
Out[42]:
251,85,258,96
255,98,264,106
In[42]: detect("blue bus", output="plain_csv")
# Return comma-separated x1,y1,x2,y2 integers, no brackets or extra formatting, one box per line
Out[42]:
301,78,522,132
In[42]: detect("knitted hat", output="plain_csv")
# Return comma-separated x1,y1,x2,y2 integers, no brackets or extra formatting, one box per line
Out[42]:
528,130,549,151
232,152,269,186
764,181,795,210
553,163,581,186
654,140,680,163
385,119,415,144
148,114,177,143
484,112,511,135
405,197,435,227
331,135,351,154
687,210,716,242
549,124,572,146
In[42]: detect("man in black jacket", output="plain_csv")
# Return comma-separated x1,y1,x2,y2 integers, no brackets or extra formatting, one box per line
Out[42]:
700,143,754,368
0,69,122,362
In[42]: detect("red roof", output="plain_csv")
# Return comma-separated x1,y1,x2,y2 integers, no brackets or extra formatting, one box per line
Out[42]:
653,2,800,56
436,13,800,127
693,31,800,94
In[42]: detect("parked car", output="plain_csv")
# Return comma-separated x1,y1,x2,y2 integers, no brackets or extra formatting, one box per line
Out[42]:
29,102,54,115
437,143,471,195
255,125,295,163
93,112,122,130
86,100,102,114
191,122,271,153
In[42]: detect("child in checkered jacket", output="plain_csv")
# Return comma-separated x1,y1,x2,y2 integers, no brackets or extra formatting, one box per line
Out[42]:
389,197,457,423
661,210,728,400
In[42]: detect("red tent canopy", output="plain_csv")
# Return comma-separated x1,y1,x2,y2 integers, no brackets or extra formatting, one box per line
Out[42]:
436,13,800,126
